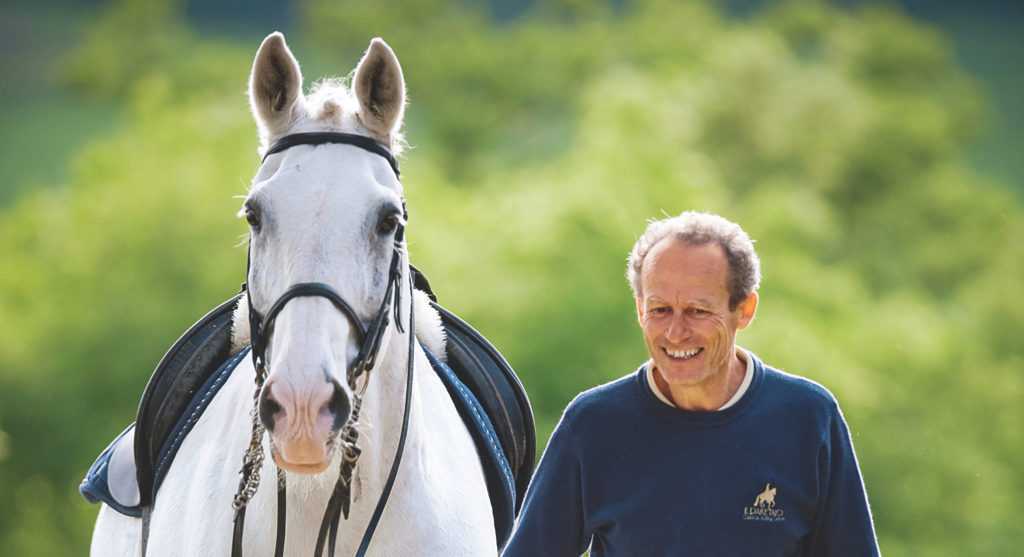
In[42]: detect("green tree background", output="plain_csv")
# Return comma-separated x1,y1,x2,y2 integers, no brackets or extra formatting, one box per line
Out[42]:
1,0,1021,554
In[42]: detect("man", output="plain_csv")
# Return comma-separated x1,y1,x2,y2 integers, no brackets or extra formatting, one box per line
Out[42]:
502,212,879,556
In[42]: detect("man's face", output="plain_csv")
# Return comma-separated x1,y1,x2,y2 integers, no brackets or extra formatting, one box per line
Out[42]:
636,239,756,393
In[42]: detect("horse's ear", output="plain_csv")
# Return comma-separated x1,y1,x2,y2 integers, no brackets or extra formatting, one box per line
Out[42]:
249,32,304,138
353,38,406,141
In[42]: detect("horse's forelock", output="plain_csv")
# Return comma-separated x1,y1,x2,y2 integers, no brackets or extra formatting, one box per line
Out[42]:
300,79,407,157
308,78,358,123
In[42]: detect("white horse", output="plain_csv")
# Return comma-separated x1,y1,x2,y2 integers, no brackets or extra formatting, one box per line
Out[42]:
90,33,495,556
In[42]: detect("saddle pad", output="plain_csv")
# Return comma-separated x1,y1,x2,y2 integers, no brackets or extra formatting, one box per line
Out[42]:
80,424,142,517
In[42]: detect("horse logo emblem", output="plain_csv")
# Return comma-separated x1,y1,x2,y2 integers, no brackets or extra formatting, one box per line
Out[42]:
744,482,784,521
753,483,777,508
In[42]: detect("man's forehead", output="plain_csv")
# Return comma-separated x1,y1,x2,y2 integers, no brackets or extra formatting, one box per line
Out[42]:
647,238,725,265
642,240,730,285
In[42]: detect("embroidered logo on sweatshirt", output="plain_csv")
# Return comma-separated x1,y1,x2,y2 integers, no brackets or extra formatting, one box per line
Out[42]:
743,482,786,522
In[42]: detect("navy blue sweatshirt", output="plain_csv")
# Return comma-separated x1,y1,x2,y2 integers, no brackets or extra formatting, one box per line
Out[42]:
503,351,879,556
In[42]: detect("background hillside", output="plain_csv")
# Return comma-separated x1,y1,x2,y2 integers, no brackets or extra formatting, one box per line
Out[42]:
1,0,1021,555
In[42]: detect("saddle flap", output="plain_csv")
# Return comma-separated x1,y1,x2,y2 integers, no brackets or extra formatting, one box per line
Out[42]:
431,302,536,512
134,293,241,507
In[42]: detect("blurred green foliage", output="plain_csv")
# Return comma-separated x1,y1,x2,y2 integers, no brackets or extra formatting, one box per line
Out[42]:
0,0,1021,555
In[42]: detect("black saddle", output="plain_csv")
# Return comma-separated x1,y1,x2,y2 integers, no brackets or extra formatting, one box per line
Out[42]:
83,267,535,545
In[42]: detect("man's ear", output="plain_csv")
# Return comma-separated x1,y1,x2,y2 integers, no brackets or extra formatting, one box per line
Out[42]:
736,292,758,330
636,296,645,325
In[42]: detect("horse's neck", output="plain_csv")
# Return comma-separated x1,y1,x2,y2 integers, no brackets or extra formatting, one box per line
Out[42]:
354,349,445,483
345,287,439,500
351,352,413,492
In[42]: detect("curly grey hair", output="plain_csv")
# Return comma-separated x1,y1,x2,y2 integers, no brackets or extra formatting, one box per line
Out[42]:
626,211,761,309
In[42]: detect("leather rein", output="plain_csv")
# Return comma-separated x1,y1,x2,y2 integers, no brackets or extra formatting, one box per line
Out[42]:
230,132,412,557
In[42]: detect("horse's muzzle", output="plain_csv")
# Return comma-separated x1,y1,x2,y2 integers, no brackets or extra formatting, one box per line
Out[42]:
258,376,352,473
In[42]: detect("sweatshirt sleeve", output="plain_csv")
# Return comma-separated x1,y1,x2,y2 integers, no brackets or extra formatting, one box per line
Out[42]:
501,407,590,557
809,400,881,556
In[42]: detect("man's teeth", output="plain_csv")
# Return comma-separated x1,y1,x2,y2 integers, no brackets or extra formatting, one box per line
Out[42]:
667,348,701,359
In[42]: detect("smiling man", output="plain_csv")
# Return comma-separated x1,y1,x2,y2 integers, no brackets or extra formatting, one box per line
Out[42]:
502,212,880,556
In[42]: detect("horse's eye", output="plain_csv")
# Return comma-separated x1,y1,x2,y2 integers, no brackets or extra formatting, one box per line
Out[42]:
378,214,399,235
245,207,261,229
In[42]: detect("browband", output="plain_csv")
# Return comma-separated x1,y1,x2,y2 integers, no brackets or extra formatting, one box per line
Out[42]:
262,132,400,178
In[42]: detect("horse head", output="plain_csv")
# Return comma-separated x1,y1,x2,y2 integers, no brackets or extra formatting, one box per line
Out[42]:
240,33,407,474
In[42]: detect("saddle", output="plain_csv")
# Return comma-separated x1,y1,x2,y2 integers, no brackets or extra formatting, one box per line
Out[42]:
81,268,535,548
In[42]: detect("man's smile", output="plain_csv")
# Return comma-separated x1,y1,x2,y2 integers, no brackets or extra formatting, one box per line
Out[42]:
665,347,703,360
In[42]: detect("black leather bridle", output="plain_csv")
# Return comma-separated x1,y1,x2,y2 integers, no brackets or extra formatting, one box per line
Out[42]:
231,132,412,557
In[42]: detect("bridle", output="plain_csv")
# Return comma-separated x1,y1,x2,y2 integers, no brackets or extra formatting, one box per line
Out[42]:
231,132,412,557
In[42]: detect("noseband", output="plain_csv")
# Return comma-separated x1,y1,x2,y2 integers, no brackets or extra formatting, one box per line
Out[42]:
232,132,412,557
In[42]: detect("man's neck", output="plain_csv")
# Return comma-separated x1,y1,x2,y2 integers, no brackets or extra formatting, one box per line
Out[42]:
652,349,748,411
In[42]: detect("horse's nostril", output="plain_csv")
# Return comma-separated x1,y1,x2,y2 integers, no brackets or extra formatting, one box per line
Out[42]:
327,380,352,431
259,384,282,431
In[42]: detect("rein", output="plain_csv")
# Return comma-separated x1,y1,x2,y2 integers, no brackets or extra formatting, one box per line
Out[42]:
229,132,410,557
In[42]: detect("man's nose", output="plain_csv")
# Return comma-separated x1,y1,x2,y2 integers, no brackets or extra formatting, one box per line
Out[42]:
665,313,691,342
